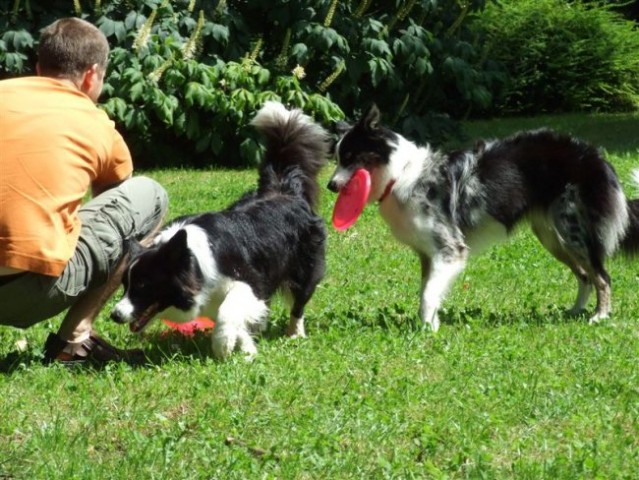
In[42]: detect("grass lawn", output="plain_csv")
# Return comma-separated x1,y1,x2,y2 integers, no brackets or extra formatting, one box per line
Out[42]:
1,112,638,479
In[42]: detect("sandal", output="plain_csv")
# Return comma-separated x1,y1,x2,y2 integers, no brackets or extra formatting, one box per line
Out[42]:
43,332,147,366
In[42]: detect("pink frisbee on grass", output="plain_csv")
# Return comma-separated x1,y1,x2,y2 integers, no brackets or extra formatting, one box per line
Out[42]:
162,317,215,337
332,168,371,231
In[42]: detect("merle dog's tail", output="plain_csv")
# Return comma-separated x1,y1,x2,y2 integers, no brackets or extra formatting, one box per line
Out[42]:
620,169,639,256
250,101,330,211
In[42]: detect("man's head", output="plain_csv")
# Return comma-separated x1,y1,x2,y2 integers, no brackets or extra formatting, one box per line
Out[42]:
36,17,109,103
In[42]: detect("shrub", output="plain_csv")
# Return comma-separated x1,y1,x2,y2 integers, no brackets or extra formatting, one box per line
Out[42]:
1,0,504,167
474,0,639,116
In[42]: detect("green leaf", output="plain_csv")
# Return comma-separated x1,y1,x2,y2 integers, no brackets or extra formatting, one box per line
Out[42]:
129,82,145,102
290,43,309,64
184,82,206,108
363,38,392,58
123,68,145,85
210,133,224,155
415,57,432,76
195,132,211,153
102,97,128,121
207,23,230,45
98,18,116,38
113,22,128,44
239,138,260,167
12,30,33,50
185,113,201,139
174,111,186,131
124,11,140,30
256,68,270,86
5,52,26,72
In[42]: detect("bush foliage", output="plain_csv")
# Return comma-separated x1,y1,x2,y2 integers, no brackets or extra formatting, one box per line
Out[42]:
1,1,636,166
474,0,639,116
0,0,501,167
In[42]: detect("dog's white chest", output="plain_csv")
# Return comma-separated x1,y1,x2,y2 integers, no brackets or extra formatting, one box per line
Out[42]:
380,197,438,255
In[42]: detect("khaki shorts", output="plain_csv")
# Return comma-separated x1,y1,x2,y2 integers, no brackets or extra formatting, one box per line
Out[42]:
0,176,168,328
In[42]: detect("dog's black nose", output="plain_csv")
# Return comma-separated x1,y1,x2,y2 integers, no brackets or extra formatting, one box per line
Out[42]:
327,180,339,193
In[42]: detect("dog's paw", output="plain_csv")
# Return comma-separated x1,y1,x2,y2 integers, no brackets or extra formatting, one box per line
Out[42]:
211,341,233,360
420,313,440,333
236,330,258,360
566,307,587,317
287,332,306,340
286,318,306,339
211,328,236,360
242,350,257,362
588,312,609,325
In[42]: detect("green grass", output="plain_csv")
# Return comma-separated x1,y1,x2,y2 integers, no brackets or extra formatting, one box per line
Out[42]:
1,112,638,479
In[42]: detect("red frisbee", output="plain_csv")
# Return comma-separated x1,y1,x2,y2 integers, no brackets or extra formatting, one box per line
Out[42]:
162,317,215,337
332,168,371,231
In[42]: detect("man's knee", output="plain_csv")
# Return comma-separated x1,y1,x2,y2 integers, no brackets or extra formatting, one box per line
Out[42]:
77,176,168,276
124,176,168,217
119,176,169,239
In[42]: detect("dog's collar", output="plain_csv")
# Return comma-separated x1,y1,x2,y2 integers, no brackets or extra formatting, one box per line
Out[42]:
378,179,396,203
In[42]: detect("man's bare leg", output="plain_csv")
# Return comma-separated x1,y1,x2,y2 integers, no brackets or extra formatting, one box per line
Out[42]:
56,253,130,344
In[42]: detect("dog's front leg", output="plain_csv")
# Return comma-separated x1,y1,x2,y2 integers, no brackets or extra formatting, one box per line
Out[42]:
418,248,467,332
212,281,268,360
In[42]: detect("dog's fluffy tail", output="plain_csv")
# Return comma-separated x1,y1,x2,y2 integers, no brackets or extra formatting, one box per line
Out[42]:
620,169,639,256
251,101,330,210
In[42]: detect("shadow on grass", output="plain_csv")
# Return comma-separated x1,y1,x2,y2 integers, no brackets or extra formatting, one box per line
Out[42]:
0,320,414,374
441,304,587,328
0,306,589,373
0,322,304,374
317,302,588,333
0,331,215,374
140,330,215,365
0,349,42,374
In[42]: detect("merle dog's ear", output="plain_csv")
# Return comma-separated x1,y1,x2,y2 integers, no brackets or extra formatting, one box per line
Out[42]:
473,139,486,156
361,103,381,131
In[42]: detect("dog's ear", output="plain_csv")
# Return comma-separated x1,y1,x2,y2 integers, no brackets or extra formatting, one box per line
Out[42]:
360,103,382,131
163,229,191,265
329,121,351,156
473,139,486,156
125,239,145,261
334,120,351,136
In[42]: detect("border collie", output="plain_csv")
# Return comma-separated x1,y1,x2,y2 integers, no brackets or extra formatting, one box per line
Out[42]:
328,105,639,331
111,102,329,359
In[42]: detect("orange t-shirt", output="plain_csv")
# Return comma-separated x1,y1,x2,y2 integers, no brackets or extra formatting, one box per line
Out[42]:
0,76,133,276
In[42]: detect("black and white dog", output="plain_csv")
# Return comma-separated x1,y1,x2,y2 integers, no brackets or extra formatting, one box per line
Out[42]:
328,104,639,331
111,102,329,359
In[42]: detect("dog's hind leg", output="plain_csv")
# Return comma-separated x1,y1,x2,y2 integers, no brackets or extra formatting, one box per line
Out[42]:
532,216,594,315
211,281,268,360
567,269,593,316
537,192,613,322
280,287,307,338
545,242,611,322
418,248,468,332
284,247,326,339
286,279,319,338
287,317,305,338
586,262,612,324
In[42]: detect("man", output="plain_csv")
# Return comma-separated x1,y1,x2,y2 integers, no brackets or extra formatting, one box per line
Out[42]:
0,18,168,365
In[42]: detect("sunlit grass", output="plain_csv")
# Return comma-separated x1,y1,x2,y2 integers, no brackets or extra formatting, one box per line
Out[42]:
1,112,638,479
